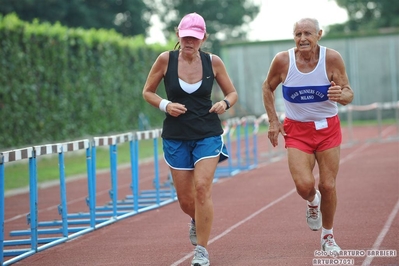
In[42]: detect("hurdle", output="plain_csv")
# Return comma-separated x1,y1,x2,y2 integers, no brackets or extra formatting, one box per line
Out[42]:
33,140,93,233
90,133,135,222
87,129,176,227
1,147,36,265
255,113,286,163
123,129,176,213
1,140,94,266
341,101,399,144
215,116,259,178
0,153,3,264
240,115,259,171
2,122,257,265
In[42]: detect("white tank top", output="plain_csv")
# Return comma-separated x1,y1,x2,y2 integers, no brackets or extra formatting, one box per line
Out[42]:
282,46,337,122
178,54,213,94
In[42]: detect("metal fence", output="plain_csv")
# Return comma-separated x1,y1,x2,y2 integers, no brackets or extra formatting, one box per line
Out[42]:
220,33,399,119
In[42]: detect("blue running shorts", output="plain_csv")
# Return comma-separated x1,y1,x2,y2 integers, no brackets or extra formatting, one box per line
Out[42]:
163,136,228,170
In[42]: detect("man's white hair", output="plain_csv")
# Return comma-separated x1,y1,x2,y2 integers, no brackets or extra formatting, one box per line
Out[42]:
293,18,320,34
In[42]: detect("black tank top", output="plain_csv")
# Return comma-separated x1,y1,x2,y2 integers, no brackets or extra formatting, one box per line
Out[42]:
161,50,223,140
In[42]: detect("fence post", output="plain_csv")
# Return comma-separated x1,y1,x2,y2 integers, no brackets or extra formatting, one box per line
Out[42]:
28,148,38,252
153,137,160,206
0,153,4,265
376,103,382,138
131,137,139,212
57,145,69,237
347,105,354,144
396,101,399,136
86,144,96,228
109,142,118,218
90,141,97,226
225,122,233,175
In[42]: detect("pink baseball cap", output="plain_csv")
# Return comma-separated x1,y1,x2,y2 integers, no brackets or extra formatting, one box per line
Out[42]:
178,13,206,39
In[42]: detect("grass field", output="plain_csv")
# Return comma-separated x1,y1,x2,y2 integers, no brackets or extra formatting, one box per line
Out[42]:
3,124,260,191
2,119,395,191
3,139,162,191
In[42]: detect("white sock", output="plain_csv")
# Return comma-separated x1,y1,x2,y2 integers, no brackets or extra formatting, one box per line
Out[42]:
322,227,333,239
308,191,320,206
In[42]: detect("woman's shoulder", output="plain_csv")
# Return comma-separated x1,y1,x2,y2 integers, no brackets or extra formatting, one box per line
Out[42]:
159,50,171,58
207,53,224,67
156,51,175,64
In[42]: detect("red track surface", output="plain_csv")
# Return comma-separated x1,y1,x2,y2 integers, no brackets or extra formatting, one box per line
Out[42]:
4,125,399,266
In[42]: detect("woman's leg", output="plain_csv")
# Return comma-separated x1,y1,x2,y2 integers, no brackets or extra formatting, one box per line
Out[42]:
192,157,219,248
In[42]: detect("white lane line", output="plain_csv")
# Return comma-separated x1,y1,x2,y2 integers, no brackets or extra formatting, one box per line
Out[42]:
170,188,296,266
382,125,398,138
171,142,372,265
361,198,399,266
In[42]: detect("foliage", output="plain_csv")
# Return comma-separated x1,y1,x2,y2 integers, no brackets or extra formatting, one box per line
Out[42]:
0,0,152,37
328,0,399,35
147,0,260,54
0,13,167,150
0,0,261,52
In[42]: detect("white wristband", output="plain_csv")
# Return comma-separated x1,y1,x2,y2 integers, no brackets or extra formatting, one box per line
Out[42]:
159,99,171,113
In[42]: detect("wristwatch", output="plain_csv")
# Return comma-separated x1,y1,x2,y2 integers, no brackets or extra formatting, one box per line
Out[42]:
223,99,231,110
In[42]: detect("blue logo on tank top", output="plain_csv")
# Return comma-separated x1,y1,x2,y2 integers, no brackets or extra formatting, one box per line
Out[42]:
282,85,329,103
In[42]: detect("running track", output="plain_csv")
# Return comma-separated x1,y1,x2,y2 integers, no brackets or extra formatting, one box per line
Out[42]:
5,125,399,265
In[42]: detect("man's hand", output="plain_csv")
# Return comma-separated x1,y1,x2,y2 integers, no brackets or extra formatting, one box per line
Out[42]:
327,81,343,102
267,120,286,147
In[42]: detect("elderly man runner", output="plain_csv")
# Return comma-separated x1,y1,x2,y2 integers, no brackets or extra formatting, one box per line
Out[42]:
262,17,354,252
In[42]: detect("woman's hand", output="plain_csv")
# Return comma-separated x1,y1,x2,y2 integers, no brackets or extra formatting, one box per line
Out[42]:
166,102,187,117
209,101,228,114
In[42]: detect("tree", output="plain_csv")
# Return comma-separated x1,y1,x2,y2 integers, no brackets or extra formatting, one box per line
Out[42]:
0,0,152,37
146,0,260,53
328,0,399,35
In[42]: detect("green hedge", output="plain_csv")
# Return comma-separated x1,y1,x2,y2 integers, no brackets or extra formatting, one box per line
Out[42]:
0,13,168,150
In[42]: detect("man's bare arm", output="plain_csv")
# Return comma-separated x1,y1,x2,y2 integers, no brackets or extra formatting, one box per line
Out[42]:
326,49,354,106
262,52,288,147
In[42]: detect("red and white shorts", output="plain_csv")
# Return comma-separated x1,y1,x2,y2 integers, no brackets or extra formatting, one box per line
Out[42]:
283,115,342,154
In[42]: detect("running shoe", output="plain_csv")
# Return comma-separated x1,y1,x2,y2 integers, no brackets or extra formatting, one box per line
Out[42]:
189,219,197,246
306,190,322,231
191,245,210,266
321,234,341,253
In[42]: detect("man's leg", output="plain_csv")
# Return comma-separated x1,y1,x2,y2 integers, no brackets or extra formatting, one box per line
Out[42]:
316,146,341,252
315,146,340,229
288,148,323,231
287,148,316,201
